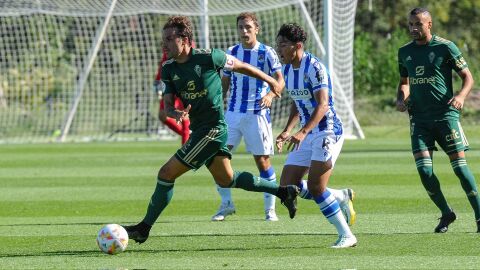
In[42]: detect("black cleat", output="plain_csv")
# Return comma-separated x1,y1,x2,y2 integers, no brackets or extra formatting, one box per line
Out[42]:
434,211,456,233
280,185,300,219
122,223,150,244
476,219,480,233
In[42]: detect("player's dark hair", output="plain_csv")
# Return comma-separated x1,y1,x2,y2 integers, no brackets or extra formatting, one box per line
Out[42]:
163,16,194,45
409,7,430,17
276,23,307,43
237,12,260,29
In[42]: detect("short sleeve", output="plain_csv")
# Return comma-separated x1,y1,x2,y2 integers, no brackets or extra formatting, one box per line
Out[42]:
446,42,468,72
398,50,408,77
222,47,233,77
211,48,227,70
309,60,329,92
266,47,282,75
161,63,176,96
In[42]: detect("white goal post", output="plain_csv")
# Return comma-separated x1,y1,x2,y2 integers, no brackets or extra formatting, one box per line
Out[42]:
0,0,363,143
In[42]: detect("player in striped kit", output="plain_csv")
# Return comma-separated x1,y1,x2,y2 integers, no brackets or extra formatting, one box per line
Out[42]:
275,23,357,248
211,12,284,221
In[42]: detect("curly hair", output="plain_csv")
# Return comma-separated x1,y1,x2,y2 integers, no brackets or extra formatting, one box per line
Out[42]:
163,16,194,45
276,23,307,43
236,12,260,29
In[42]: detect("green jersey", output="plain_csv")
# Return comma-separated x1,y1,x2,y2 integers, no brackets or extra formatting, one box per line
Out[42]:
162,48,227,131
398,35,468,121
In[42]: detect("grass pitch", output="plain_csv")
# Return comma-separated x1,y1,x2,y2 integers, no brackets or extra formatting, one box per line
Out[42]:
1,125,480,269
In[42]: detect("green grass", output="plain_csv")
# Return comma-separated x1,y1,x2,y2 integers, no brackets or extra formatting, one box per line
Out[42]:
1,125,480,269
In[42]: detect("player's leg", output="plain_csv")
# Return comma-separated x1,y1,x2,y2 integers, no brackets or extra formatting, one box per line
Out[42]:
207,153,299,219
124,155,190,243
438,120,480,232
254,155,278,221
246,113,278,221
308,134,356,248
293,136,356,225
411,120,454,232
211,112,241,221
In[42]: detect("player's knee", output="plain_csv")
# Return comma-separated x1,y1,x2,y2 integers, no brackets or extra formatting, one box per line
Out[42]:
416,165,433,178
157,165,176,182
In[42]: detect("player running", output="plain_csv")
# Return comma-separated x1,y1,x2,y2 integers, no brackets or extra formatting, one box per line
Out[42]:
122,16,299,244
275,23,357,248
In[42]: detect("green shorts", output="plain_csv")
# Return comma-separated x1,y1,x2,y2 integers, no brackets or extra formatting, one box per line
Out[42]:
175,125,232,170
410,118,469,154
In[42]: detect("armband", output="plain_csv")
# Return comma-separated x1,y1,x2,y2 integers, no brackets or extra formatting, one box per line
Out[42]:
223,54,235,71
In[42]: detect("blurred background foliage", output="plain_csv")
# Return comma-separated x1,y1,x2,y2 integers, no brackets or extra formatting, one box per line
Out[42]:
353,0,480,125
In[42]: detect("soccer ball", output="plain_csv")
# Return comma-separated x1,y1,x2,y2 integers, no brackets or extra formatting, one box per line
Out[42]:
96,224,129,255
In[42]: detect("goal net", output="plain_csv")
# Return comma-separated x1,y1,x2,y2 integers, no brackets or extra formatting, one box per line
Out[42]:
0,0,361,143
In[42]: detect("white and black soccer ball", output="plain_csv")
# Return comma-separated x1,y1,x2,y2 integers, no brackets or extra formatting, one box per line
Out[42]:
96,224,129,255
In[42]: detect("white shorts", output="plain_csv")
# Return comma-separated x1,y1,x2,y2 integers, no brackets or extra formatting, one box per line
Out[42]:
284,131,344,167
225,111,274,155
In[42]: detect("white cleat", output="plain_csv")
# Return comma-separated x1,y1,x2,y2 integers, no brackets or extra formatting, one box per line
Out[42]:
211,201,236,221
340,188,356,226
331,235,357,249
265,209,279,221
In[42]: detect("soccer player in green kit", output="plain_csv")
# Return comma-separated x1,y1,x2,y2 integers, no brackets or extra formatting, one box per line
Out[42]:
123,16,299,244
396,7,480,233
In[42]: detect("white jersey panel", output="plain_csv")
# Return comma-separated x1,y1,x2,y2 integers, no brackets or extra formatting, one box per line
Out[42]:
223,42,281,115
283,52,342,135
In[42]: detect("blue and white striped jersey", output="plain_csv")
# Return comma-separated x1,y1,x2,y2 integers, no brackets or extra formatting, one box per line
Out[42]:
223,42,281,115
283,52,342,135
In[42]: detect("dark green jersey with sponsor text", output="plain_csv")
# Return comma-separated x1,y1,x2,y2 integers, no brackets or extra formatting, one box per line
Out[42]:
398,35,468,120
162,48,227,131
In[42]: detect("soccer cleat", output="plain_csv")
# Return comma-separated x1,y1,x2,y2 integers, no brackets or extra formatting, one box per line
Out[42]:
122,223,150,244
280,185,300,219
211,201,236,221
265,209,279,221
340,188,356,226
476,219,480,233
434,210,457,233
331,235,357,248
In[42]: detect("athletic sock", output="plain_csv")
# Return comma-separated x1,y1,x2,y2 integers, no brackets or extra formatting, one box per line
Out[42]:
181,119,190,144
314,190,352,236
231,171,278,195
260,167,277,211
216,185,232,205
415,157,451,214
298,180,345,202
451,158,480,220
142,178,174,226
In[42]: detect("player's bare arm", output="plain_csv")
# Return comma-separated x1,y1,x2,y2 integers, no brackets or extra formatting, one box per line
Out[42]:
396,76,410,112
287,89,328,151
448,68,474,110
221,76,231,100
260,70,285,108
276,102,299,153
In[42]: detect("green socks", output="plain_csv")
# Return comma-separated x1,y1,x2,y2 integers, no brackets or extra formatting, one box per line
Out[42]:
415,157,451,214
230,171,279,195
451,158,480,219
142,178,174,226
